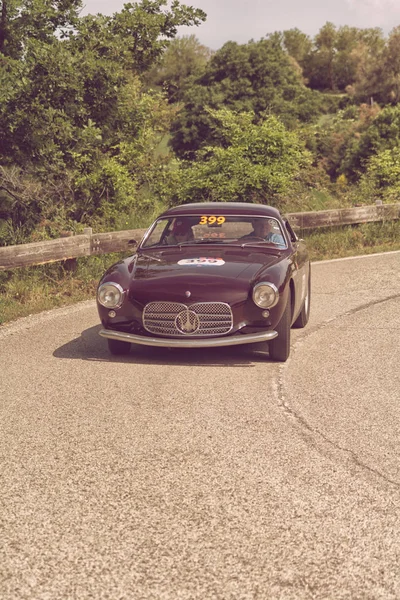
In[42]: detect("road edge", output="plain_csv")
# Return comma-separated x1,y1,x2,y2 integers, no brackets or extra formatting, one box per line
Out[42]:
0,299,96,340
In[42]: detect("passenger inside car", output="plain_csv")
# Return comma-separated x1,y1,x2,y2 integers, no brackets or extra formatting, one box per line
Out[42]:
240,218,285,245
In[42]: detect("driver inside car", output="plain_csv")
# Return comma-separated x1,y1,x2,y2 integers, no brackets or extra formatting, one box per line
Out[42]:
166,219,194,245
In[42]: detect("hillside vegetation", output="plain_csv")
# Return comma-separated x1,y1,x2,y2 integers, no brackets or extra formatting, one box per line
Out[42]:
1,1,400,322
2,1,400,246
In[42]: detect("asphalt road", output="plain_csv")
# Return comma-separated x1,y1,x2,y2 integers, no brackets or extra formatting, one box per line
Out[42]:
1,251,399,600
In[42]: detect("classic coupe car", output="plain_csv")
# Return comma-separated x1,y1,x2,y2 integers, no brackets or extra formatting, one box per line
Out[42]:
97,202,310,362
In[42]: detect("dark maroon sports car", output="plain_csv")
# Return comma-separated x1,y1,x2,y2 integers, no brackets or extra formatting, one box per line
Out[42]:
97,202,310,362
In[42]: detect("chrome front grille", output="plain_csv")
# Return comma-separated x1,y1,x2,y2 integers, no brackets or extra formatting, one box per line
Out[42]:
143,302,233,336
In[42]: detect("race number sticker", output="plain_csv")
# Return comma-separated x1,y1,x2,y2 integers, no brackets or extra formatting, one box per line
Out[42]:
199,216,226,225
203,232,226,239
178,257,225,266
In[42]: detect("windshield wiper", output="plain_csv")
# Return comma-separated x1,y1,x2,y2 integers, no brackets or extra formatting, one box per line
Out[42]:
240,241,285,249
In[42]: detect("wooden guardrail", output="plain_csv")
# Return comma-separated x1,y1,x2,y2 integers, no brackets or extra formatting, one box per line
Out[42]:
286,202,400,230
0,228,147,271
0,203,399,271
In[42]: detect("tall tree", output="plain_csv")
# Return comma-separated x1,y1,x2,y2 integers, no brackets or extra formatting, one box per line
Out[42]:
304,22,337,90
73,0,206,75
0,0,82,57
144,34,212,102
302,23,385,93
152,108,311,207
0,0,206,240
170,36,326,158
340,104,400,179
377,26,400,103
283,28,312,67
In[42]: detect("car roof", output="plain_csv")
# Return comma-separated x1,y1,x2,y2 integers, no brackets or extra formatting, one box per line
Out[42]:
159,202,282,219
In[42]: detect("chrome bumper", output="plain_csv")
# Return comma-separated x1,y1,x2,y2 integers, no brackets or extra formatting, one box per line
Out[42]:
99,329,278,348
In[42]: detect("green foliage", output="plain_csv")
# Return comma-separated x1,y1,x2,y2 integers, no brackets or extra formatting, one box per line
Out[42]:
310,103,380,182
153,108,311,207
304,221,400,261
0,53,174,241
73,1,206,75
144,34,212,102
0,0,205,244
170,36,329,158
358,147,400,201
296,22,385,93
340,104,400,180
283,28,312,66
1,6,400,254
0,0,82,58
353,26,400,105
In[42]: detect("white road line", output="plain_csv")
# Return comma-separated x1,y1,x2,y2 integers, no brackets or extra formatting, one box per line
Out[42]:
312,249,400,265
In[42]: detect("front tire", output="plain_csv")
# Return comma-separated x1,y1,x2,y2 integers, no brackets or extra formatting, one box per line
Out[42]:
269,289,291,362
107,338,131,356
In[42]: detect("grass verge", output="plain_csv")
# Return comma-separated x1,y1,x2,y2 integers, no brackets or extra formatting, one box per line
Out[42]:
0,253,126,325
1,221,399,326
303,220,400,260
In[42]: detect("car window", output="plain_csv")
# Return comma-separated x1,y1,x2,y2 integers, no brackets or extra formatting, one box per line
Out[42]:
141,215,287,248
144,220,170,247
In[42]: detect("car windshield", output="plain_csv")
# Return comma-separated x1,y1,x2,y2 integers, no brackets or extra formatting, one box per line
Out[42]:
142,215,287,249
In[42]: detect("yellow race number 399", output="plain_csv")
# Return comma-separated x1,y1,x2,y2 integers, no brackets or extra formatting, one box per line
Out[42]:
199,216,226,225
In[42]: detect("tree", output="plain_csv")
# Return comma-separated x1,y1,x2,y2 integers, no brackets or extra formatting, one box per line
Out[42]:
144,34,212,102
170,37,327,158
338,27,385,98
373,26,400,103
72,1,206,75
0,40,174,235
152,108,311,207
283,28,312,68
304,22,338,90
301,23,385,93
340,104,400,180
313,103,380,181
361,147,400,198
0,0,82,58
0,0,206,242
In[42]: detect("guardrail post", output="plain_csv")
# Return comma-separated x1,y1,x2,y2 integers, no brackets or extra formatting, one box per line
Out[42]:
83,227,97,256
61,230,76,271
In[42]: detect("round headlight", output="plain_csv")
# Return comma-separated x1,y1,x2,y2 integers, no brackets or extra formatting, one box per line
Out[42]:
97,283,124,309
252,282,279,309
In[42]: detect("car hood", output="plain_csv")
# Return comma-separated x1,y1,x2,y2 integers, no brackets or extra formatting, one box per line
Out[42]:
121,246,283,305
133,247,281,280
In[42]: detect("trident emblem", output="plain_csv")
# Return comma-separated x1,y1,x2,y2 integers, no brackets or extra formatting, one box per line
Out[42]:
175,309,200,334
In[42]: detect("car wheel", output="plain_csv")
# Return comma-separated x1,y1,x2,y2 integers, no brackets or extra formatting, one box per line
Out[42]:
107,338,131,356
269,289,291,362
293,270,311,329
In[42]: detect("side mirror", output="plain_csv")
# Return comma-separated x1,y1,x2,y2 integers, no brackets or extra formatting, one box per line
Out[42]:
128,239,137,248
284,220,298,243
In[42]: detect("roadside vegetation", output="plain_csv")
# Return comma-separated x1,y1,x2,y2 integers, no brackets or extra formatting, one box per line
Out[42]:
1,1,400,324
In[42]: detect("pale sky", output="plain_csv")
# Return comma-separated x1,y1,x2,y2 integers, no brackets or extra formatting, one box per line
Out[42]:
81,0,400,50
